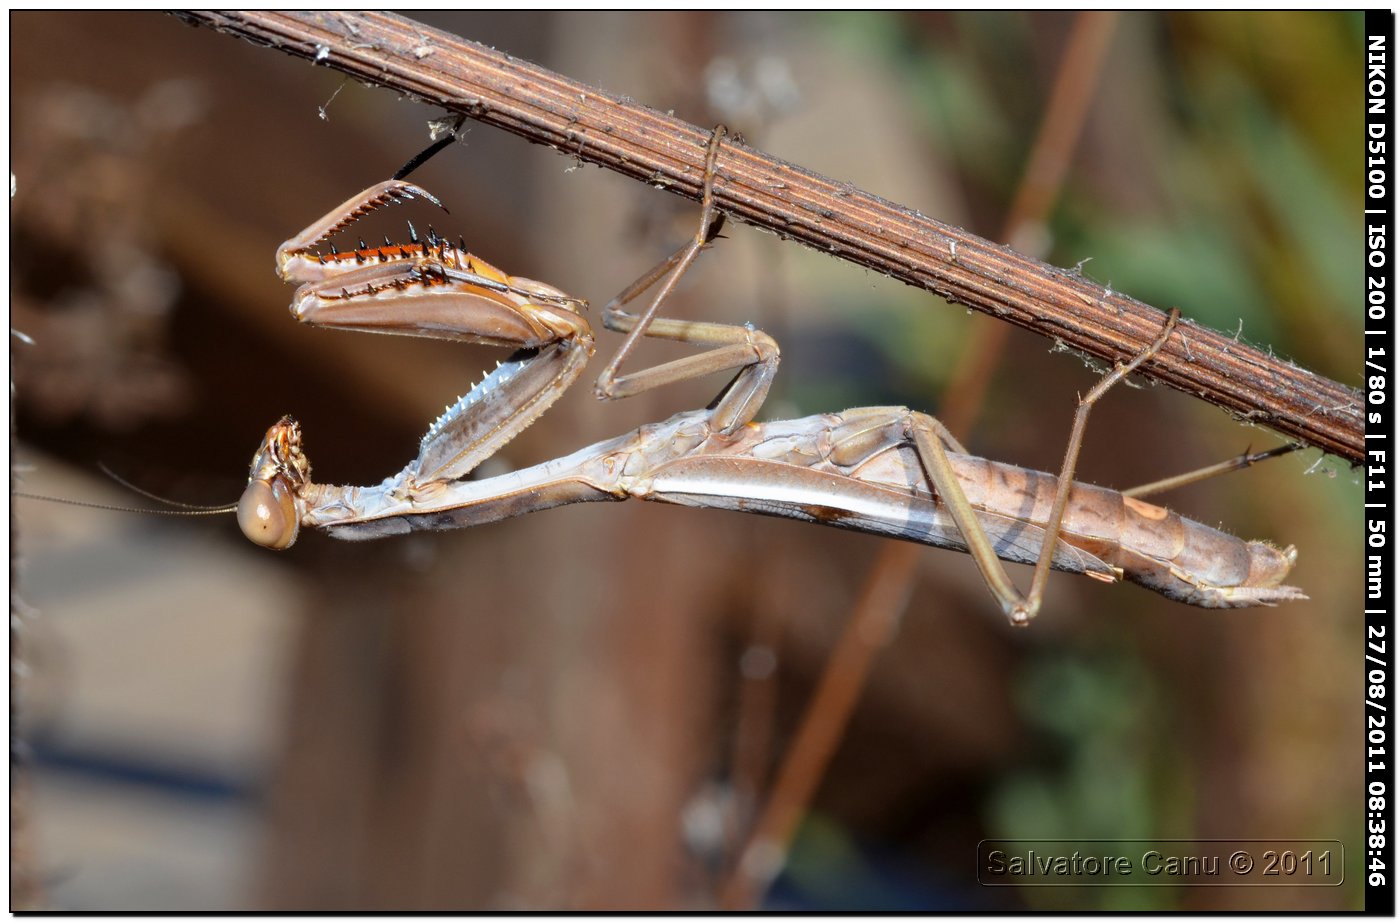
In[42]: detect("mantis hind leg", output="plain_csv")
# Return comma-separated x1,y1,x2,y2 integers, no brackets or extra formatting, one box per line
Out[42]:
907,310,1181,625
1121,443,1301,499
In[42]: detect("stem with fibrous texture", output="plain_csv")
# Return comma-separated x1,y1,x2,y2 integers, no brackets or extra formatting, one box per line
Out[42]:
177,10,1362,462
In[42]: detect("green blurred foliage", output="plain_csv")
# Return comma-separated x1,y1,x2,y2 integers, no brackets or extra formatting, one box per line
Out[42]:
990,651,1192,910
807,10,1361,393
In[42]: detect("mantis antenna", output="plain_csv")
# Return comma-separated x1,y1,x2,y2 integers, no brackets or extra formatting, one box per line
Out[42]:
15,462,239,517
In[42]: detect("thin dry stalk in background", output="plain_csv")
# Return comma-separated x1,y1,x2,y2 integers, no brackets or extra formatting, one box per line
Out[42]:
721,13,1122,908
940,10,1121,440
720,547,918,910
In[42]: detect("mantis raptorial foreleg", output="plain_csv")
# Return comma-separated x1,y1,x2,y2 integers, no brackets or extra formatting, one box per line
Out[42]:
240,176,596,548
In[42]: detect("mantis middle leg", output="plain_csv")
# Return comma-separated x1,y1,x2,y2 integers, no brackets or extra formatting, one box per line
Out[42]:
592,126,756,423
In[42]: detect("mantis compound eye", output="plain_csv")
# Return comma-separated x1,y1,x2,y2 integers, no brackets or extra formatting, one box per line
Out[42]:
238,477,299,549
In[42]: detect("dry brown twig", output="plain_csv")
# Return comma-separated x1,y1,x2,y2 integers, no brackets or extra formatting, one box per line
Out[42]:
719,12,1125,909
177,10,1361,462
719,545,918,909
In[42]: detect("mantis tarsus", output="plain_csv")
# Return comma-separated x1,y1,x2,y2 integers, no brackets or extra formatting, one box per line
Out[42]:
237,128,1305,625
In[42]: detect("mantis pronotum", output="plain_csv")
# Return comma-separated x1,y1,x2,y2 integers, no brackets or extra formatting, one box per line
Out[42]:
237,128,1303,625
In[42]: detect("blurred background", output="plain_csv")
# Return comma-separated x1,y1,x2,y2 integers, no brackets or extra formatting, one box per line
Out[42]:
11,11,1362,911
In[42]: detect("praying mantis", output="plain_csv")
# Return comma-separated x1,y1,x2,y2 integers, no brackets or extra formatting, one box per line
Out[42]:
236,128,1305,625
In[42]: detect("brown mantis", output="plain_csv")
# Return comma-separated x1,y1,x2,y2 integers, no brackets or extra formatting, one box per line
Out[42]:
237,128,1305,625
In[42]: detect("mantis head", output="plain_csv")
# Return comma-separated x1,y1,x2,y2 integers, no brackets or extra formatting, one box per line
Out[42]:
239,416,309,550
